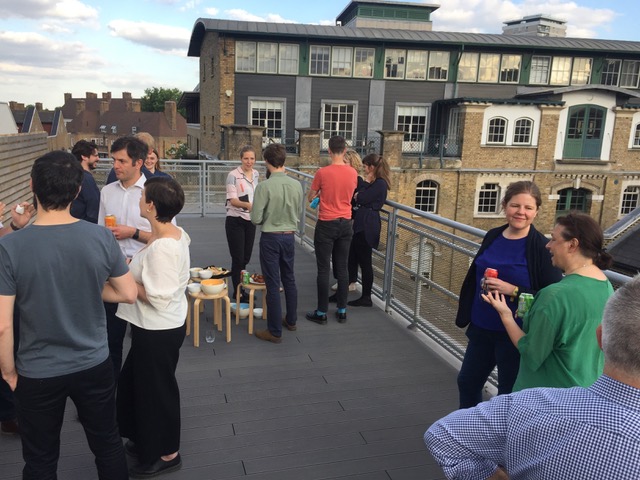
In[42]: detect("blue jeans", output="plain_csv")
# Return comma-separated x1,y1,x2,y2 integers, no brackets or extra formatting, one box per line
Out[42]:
457,323,520,408
259,232,298,337
14,358,128,480
314,219,353,312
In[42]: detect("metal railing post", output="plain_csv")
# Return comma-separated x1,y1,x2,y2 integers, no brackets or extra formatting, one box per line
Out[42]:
382,206,398,313
200,161,206,217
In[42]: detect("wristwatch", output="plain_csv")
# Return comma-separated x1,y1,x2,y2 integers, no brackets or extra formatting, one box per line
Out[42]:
132,228,140,240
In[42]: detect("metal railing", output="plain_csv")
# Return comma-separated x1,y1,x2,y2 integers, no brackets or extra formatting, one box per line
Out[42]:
95,160,631,368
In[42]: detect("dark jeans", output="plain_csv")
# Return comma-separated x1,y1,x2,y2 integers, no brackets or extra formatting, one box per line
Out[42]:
0,308,20,422
314,219,353,312
14,358,128,480
117,324,185,464
225,215,257,295
348,231,373,297
457,323,520,408
259,232,297,337
334,241,357,284
105,302,127,381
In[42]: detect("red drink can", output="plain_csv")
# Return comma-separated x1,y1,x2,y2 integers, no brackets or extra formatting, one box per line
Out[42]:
482,268,498,296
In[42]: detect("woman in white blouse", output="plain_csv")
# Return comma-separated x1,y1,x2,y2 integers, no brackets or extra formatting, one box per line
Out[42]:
116,176,190,478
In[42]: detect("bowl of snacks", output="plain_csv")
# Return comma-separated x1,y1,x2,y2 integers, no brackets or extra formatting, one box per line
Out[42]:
200,278,225,295
186,283,201,294
253,308,263,318
189,267,202,279
198,269,214,279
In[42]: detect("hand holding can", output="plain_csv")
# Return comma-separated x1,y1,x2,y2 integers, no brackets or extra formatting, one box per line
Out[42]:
105,215,116,227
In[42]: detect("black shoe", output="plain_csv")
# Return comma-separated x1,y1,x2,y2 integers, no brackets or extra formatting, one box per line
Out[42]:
347,296,372,307
328,294,338,303
306,310,327,325
239,292,250,304
129,454,182,478
0,418,19,435
336,311,347,323
124,440,138,457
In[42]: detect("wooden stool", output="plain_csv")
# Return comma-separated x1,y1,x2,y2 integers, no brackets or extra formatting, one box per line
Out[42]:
187,287,231,346
236,283,267,335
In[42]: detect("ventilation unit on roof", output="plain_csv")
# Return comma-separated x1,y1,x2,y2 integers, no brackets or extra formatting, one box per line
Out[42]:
99,125,106,133
132,126,137,134
111,125,117,134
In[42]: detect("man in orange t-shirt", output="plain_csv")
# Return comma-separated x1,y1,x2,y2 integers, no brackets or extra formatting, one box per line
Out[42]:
306,136,358,325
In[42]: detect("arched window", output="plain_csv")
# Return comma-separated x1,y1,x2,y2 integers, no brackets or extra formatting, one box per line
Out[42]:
513,118,533,145
556,187,591,217
415,180,438,213
487,117,507,144
621,186,640,215
633,124,640,148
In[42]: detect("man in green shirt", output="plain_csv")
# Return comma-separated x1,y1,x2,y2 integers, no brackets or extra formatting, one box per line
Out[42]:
251,144,303,343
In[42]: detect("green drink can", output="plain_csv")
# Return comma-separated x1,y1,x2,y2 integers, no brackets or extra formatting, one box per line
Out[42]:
517,293,534,318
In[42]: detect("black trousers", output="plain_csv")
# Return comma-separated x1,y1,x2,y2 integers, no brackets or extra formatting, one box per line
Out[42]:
117,323,185,464
225,215,257,295
349,231,374,297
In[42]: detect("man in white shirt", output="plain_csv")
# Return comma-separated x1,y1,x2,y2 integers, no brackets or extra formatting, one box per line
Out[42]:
98,136,151,378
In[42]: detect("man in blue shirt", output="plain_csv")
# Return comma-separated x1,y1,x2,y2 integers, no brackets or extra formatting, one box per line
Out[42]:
70,140,101,223
425,274,640,480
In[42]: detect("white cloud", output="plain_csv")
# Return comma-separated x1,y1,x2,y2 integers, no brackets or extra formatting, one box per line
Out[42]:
205,7,219,16
107,20,191,56
41,23,73,34
223,9,298,23
431,0,616,38
0,0,98,22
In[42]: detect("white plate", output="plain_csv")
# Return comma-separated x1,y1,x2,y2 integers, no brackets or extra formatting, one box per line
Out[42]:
249,278,265,285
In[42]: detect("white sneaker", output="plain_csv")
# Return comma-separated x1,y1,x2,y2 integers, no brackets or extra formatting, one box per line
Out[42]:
332,282,357,291
331,283,338,291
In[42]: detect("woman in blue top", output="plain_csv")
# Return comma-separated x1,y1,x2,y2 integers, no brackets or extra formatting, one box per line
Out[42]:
455,181,562,408
347,153,391,307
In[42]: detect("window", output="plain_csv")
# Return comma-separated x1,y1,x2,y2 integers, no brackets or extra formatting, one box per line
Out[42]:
354,48,374,78
477,183,500,214
385,49,406,79
110,126,117,134
236,41,256,72
571,58,592,85
621,186,640,215
428,51,449,80
620,60,640,88
396,105,428,152
500,55,521,83
279,44,299,74
487,117,507,144
405,50,428,80
458,53,478,82
550,56,572,85
415,180,438,213
257,42,277,73
478,53,500,83
331,47,353,77
250,100,284,141
310,46,330,76
601,59,621,86
322,103,355,145
530,56,550,84
513,118,533,145
634,124,640,147
556,188,590,216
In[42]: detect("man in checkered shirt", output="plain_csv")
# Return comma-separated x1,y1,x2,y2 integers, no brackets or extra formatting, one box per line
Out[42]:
425,274,640,480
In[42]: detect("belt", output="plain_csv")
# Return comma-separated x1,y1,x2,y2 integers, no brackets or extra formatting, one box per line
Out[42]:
264,231,294,234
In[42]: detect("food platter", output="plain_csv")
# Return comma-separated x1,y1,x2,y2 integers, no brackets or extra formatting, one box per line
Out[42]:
249,273,265,285
249,278,265,285
205,265,232,279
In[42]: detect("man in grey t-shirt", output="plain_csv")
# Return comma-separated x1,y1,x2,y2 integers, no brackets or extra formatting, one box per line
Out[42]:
0,152,136,479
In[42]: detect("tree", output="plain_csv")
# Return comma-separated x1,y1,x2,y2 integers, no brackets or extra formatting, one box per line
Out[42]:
141,87,185,116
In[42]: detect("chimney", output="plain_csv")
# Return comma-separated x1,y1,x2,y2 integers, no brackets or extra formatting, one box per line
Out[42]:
64,93,72,103
76,99,86,116
100,101,109,115
165,101,177,131
131,100,141,112
35,102,42,111
125,100,133,112
102,92,112,100
9,101,17,110
86,92,97,99
122,92,132,100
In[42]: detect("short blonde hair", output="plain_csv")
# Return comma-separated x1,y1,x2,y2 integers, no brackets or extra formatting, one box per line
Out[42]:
344,149,362,172
135,132,156,150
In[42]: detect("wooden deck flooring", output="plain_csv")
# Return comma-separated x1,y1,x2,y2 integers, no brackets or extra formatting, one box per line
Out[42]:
0,215,457,480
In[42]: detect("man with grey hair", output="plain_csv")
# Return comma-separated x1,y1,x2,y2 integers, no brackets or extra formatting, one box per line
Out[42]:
425,274,640,480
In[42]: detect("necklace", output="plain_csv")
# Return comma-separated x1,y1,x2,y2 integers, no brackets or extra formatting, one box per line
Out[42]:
566,263,592,275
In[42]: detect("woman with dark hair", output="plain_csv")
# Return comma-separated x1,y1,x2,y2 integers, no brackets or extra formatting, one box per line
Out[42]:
346,153,391,307
225,145,259,302
116,176,189,478
484,212,614,391
456,181,562,408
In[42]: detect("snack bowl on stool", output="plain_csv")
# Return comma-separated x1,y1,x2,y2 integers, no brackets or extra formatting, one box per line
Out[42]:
253,308,263,319
198,269,214,279
230,302,250,318
186,283,201,294
200,278,224,295
189,267,202,279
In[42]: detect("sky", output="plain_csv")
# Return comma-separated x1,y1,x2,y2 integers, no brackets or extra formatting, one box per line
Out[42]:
0,0,637,110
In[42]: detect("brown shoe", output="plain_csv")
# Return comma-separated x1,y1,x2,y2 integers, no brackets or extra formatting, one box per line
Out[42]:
282,319,297,331
255,329,282,343
1,418,19,435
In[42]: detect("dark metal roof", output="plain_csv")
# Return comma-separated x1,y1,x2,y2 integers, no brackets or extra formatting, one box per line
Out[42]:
436,97,564,107
188,18,640,57
607,224,640,273
336,0,440,23
516,84,640,100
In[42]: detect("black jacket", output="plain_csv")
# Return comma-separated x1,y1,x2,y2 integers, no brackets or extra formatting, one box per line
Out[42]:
352,177,388,249
455,224,563,328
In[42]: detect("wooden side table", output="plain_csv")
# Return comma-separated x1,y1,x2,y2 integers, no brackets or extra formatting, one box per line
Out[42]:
187,287,231,346
236,283,267,335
